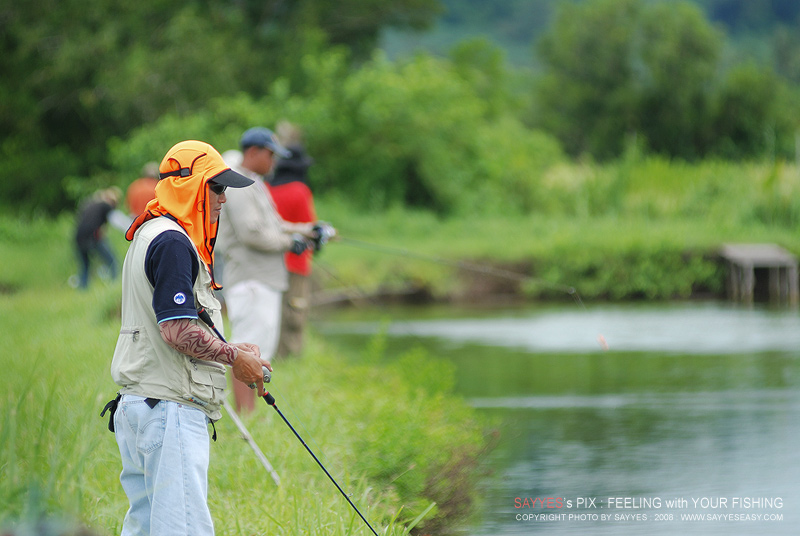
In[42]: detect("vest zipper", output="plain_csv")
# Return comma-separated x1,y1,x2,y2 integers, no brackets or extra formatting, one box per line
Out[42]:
120,328,140,342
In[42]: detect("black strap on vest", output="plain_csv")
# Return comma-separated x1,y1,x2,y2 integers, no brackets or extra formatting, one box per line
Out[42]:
100,393,122,432
101,393,217,441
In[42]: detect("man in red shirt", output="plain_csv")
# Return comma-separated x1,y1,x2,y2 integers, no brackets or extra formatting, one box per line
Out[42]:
267,128,316,357
125,162,159,216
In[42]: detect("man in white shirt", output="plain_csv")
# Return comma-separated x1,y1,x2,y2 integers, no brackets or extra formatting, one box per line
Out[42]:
217,127,314,412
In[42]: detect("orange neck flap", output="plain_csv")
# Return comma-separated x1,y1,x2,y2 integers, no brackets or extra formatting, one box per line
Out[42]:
126,175,220,289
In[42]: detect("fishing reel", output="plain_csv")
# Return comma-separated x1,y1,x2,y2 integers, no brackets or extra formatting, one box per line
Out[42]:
248,365,272,390
311,222,336,251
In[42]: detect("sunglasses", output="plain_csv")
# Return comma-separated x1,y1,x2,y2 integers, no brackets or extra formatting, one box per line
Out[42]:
208,182,227,195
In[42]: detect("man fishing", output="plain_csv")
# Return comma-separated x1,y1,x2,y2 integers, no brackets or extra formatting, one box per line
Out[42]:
105,140,272,535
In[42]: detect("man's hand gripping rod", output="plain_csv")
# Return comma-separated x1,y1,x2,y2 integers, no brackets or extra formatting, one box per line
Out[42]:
197,307,381,536
196,307,279,486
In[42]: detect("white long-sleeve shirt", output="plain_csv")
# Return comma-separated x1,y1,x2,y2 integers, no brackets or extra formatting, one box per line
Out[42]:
216,163,310,291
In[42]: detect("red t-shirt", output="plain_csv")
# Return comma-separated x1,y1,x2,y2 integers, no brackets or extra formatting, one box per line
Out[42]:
267,181,316,276
126,177,158,216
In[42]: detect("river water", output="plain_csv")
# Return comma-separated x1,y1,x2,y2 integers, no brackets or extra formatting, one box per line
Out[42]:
318,302,800,535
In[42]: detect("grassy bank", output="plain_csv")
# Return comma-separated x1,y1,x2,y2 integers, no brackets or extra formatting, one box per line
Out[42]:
313,157,800,302
2,155,799,533
0,218,486,535
7,156,799,303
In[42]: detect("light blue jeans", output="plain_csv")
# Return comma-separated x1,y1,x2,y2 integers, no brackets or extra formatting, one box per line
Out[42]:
114,395,214,536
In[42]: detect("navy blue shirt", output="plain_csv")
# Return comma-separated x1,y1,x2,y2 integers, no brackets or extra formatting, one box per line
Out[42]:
145,229,200,323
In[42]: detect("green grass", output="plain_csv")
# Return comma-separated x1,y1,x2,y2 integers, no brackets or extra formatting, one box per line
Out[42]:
0,217,486,535
314,158,800,301
3,155,800,533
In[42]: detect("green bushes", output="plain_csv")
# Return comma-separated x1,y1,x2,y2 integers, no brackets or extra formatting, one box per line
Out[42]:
10,147,800,305
294,348,485,533
0,214,487,535
8,0,800,216
532,239,724,300
110,51,565,216
312,155,800,302
533,0,799,161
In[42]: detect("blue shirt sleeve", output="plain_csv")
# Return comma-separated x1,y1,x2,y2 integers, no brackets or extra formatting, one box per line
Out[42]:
145,230,200,323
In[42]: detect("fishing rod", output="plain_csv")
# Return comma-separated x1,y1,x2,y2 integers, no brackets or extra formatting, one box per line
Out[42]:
259,391,380,536
196,308,382,536
196,308,280,486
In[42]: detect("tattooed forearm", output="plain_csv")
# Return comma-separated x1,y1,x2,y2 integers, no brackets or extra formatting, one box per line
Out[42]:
159,318,238,365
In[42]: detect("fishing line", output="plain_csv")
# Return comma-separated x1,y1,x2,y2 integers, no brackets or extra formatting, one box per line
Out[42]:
337,236,583,305
326,235,609,350
312,260,381,306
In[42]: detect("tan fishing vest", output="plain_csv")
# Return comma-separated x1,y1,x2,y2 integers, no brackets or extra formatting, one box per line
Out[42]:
110,217,227,421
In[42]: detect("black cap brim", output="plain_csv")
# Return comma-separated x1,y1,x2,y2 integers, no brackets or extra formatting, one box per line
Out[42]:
209,168,254,188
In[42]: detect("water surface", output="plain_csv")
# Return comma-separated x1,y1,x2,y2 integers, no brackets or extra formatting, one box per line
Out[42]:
318,302,800,535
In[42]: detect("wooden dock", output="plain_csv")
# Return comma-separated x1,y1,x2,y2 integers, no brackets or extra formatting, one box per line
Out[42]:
720,243,798,305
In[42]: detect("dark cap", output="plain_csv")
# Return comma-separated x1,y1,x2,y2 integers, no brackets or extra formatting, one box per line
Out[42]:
239,127,291,158
159,140,253,188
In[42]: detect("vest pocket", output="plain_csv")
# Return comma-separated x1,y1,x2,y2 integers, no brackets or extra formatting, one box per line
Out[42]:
111,326,151,385
186,359,227,407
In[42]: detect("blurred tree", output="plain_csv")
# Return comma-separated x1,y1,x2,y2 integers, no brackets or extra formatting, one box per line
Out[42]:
449,37,525,119
0,0,442,213
773,22,800,84
636,1,722,159
440,0,555,44
709,62,797,159
115,50,564,215
534,0,642,159
293,0,442,60
532,0,794,161
698,0,800,32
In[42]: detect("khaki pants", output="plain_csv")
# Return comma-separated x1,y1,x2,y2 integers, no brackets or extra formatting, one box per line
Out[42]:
277,272,311,357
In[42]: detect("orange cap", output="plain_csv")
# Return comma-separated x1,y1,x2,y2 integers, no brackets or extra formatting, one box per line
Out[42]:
159,140,253,188
127,140,253,289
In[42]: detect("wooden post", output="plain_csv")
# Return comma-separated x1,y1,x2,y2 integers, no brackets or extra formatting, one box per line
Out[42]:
742,262,754,304
720,244,798,307
769,267,780,303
